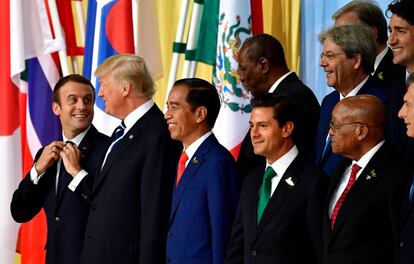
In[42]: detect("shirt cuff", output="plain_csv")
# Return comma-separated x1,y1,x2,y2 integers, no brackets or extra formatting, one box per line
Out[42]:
30,164,45,185
68,170,88,191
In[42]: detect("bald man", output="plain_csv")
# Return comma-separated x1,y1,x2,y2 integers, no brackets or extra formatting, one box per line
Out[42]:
323,95,410,264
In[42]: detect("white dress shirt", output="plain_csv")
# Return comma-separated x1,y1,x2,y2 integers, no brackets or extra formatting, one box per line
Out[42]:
182,131,213,167
268,71,295,93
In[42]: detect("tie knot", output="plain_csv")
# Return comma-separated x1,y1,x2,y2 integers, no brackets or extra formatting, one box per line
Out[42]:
351,164,362,175
112,121,126,141
263,166,276,181
179,151,189,165
65,140,75,146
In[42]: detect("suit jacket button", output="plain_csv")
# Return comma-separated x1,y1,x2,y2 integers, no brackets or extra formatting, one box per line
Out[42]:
54,217,60,222
251,250,257,256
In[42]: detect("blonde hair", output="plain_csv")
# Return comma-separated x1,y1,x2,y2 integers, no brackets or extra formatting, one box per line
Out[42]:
95,54,156,98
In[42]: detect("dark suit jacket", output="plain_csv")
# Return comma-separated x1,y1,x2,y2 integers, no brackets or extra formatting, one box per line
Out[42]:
79,105,180,264
375,48,414,161
399,170,414,264
237,72,320,181
322,145,409,264
226,154,326,264
10,125,110,264
166,134,239,264
314,75,386,176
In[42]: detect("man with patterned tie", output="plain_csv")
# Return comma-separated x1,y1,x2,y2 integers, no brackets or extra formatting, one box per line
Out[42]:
397,73,414,264
225,94,326,264
164,78,239,264
78,54,180,264
323,95,410,264
10,74,110,264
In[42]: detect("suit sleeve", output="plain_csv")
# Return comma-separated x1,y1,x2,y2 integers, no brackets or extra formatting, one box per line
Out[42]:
10,149,47,223
207,156,239,264
224,185,244,264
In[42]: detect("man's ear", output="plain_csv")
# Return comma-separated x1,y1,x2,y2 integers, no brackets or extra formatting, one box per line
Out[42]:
355,124,368,140
258,57,270,74
52,101,61,116
282,121,294,138
353,53,362,70
195,106,207,124
122,82,132,97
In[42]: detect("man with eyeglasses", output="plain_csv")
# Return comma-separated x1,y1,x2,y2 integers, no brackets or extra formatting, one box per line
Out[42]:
314,23,386,176
323,94,409,264
236,34,320,183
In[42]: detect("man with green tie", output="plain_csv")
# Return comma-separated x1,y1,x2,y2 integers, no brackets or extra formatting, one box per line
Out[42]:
225,93,326,264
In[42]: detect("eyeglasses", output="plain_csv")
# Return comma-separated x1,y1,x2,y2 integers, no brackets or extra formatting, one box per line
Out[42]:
320,52,345,61
329,120,363,132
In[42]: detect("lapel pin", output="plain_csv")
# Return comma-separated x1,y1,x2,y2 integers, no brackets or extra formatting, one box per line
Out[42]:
377,72,384,80
191,157,199,164
129,135,134,139
285,177,295,187
366,169,377,180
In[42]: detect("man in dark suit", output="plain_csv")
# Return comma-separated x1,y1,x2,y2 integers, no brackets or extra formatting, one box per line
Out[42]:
10,74,110,264
315,23,386,176
323,95,409,264
333,0,411,162
236,34,320,181
164,78,239,264
397,73,414,264
78,55,180,264
226,94,326,264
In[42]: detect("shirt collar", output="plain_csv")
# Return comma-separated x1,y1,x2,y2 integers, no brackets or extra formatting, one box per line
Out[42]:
123,99,154,134
184,131,213,161
354,140,385,169
268,71,294,93
373,46,388,73
62,126,90,146
339,75,369,100
266,145,298,177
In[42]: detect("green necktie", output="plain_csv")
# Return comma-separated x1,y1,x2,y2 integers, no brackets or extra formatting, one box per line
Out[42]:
257,166,276,224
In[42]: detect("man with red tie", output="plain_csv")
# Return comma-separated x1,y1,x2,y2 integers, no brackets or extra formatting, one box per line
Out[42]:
164,78,239,264
323,95,409,264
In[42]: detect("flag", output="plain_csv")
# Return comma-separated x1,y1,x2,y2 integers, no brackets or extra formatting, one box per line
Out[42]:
10,0,64,263
0,1,21,262
83,0,163,135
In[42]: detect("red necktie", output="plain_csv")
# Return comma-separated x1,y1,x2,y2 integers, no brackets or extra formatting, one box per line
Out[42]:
176,151,189,185
331,163,362,229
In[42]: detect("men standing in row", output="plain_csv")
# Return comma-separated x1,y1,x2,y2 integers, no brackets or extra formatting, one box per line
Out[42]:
11,74,110,264
236,34,320,180
333,0,408,158
226,94,325,264
397,73,414,264
78,55,180,264
165,78,239,264
323,95,409,264
315,23,386,176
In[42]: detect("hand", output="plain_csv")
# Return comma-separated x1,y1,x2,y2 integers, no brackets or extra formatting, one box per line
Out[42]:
35,141,65,175
60,143,82,177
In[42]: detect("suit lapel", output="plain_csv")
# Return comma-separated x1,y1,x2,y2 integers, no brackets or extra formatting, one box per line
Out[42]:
169,135,215,223
330,147,386,236
254,155,303,239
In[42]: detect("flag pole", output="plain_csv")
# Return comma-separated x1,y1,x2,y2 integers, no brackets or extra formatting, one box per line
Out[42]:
181,0,203,78
47,0,70,76
132,0,139,54
166,0,190,102
73,0,86,74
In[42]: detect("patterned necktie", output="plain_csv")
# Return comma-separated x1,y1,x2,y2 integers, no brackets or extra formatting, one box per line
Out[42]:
257,166,277,224
176,151,189,185
331,163,362,229
111,121,126,143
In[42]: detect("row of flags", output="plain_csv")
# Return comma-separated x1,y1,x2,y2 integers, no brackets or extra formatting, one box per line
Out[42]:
0,0,261,263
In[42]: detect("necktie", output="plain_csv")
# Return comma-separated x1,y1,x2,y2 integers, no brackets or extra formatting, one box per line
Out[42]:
57,141,74,196
257,166,276,224
331,163,361,229
111,121,126,143
176,151,189,185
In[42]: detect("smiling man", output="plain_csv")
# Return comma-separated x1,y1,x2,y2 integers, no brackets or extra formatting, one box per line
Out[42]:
323,95,409,264
314,23,386,177
164,78,238,264
226,94,325,264
11,74,110,264
387,0,414,74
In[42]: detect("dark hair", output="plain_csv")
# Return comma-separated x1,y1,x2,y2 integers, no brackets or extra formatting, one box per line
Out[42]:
174,78,220,129
386,0,414,26
251,94,298,140
332,0,388,44
241,34,288,69
53,74,95,105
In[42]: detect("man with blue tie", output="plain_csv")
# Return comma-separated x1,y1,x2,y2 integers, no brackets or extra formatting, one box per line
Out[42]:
164,78,239,264
397,73,414,264
10,74,110,264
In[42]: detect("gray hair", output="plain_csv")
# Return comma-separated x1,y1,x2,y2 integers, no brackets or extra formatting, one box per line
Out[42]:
319,23,376,74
